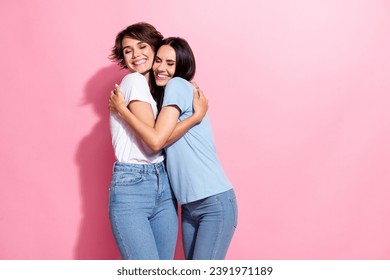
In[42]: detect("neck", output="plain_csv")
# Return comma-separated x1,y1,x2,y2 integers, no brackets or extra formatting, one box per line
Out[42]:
143,71,150,82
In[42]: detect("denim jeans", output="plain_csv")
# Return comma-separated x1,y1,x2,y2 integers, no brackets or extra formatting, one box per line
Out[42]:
181,188,238,260
109,161,178,260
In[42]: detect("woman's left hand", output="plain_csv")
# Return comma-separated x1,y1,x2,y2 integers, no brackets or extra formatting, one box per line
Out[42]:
191,82,208,122
109,84,126,115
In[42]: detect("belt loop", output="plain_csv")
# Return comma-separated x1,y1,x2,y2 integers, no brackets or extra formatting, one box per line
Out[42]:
153,163,159,175
112,161,116,173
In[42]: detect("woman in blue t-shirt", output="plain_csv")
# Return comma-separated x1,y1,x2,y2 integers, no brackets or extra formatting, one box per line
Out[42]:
109,37,238,260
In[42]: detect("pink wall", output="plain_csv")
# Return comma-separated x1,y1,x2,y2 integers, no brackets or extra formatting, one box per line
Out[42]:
1,0,390,259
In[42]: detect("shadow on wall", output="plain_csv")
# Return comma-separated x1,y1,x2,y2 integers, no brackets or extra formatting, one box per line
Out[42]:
73,64,185,260
74,65,124,259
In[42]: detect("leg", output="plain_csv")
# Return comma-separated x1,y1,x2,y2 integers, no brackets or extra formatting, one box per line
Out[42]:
109,170,160,260
150,171,178,260
110,210,159,259
188,189,238,260
181,204,198,260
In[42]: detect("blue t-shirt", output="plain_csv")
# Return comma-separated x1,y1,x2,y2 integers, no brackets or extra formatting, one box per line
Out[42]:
162,77,232,204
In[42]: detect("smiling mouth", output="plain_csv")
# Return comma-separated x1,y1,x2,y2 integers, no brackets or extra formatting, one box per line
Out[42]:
156,73,169,79
133,59,147,66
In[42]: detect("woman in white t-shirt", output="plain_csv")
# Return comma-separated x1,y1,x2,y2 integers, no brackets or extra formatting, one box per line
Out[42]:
108,23,207,260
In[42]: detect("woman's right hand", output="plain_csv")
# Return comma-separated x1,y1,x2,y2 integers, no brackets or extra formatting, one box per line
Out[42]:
109,84,127,116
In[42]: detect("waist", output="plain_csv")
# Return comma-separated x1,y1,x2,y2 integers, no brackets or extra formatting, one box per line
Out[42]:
113,161,166,174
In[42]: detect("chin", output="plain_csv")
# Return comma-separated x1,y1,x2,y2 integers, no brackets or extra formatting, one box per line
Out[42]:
136,67,148,74
156,81,168,87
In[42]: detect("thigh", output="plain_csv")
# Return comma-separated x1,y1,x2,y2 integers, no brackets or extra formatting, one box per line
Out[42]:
110,212,160,259
150,176,178,260
109,171,160,259
181,205,198,260
191,190,238,260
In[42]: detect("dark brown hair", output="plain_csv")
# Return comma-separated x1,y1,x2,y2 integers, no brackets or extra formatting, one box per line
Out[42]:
162,37,196,81
151,37,196,109
110,22,163,69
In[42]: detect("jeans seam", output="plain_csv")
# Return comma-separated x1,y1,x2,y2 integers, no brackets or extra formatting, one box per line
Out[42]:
210,197,224,259
229,197,238,228
111,212,130,259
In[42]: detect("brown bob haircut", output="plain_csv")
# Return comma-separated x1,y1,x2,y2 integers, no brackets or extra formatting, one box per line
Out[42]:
110,22,163,69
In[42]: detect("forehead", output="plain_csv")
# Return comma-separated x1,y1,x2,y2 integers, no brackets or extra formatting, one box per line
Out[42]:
156,45,176,59
122,37,144,47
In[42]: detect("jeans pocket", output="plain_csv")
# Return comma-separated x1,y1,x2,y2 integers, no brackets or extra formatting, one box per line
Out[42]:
114,172,144,186
229,196,238,228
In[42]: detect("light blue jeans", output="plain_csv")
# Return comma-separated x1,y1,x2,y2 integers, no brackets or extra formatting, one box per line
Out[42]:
109,161,178,260
181,189,238,260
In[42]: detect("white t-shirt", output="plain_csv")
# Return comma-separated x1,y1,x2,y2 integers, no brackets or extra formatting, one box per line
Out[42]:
110,72,164,164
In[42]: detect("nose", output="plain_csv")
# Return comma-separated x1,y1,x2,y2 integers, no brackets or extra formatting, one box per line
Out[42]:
156,62,166,72
132,48,140,58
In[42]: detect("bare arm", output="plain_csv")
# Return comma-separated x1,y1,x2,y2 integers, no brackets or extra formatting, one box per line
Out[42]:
111,97,179,152
109,80,156,128
128,100,155,127
109,84,208,151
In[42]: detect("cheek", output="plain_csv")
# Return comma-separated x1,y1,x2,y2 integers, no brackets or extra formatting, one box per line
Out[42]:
146,60,153,69
123,54,132,65
168,66,176,76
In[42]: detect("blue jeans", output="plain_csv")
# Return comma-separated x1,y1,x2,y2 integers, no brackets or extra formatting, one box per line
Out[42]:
181,189,238,260
109,161,178,259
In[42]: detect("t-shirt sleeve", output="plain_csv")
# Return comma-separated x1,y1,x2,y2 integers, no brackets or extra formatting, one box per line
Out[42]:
120,73,152,106
162,77,192,113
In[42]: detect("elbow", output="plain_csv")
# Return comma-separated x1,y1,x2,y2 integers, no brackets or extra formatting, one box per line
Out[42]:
149,145,162,153
149,138,165,153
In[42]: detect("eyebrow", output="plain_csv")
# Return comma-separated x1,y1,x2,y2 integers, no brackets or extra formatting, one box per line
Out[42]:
122,41,145,50
155,55,176,63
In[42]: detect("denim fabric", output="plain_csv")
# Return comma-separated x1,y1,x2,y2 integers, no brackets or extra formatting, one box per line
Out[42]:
181,189,238,260
109,161,178,260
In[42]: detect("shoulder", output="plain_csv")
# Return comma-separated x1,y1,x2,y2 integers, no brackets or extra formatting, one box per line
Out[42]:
121,72,148,87
163,77,193,109
166,77,193,92
120,72,152,102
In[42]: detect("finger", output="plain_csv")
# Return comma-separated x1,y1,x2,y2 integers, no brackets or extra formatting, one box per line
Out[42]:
192,85,200,93
197,89,205,98
201,92,208,104
110,91,118,100
193,89,201,99
114,84,120,94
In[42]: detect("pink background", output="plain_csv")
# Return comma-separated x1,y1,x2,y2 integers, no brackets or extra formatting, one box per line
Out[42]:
1,0,390,259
